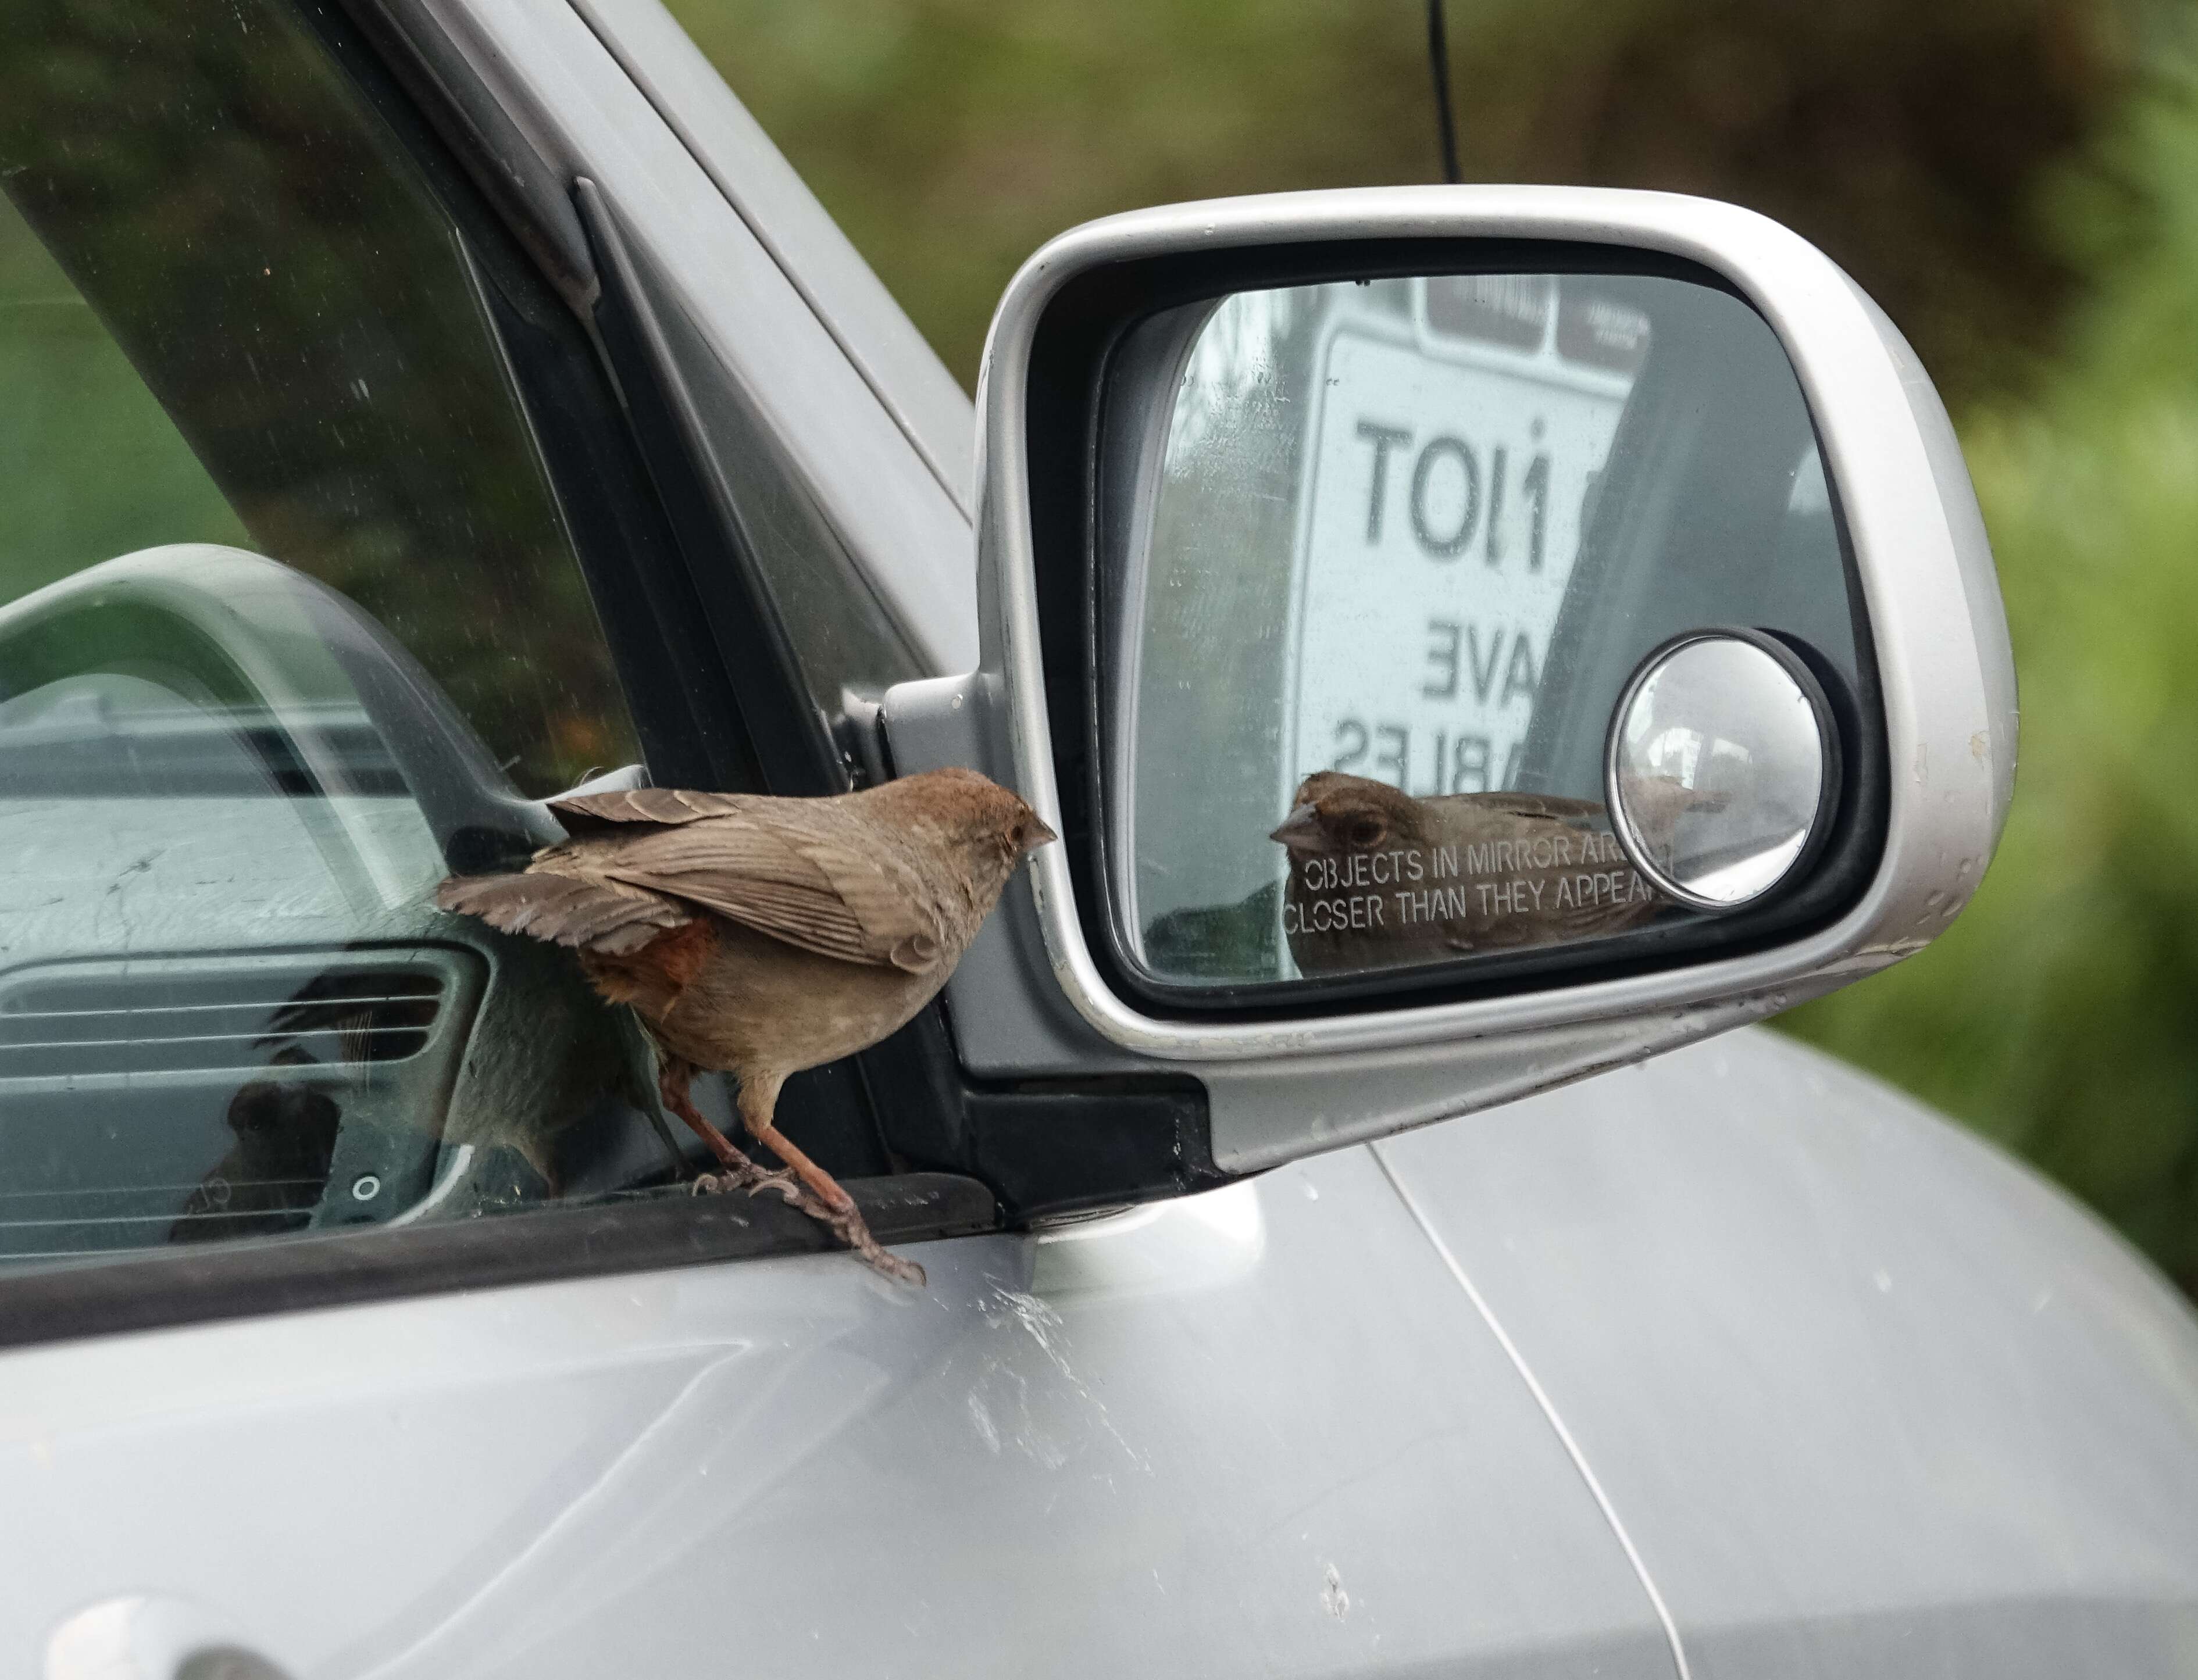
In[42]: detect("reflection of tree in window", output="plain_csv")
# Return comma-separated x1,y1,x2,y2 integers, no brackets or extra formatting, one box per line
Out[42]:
0,0,639,796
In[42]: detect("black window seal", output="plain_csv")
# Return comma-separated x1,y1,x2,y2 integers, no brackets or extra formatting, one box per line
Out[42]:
329,0,601,318
570,177,849,799
0,1175,1001,1354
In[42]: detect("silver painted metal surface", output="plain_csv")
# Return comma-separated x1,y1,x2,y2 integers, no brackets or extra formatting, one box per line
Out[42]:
2,1136,1680,1679
940,185,2015,1174
44,1596,298,1680
412,0,978,675
1373,1148,1695,1680
1851,287,2019,842
13,1032,2198,1678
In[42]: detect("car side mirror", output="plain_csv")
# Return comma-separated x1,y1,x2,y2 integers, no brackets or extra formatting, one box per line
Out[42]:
885,187,2014,1182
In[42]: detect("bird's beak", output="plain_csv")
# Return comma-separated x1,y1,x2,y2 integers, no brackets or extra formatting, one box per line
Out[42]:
1269,802,1321,850
1025,817,1058,851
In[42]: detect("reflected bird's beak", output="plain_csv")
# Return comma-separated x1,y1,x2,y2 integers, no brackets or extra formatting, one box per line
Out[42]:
1269,803,1321,849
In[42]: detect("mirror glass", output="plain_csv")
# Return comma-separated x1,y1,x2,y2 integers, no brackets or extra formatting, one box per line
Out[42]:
1606,634,1835,910
1098,267,1862,991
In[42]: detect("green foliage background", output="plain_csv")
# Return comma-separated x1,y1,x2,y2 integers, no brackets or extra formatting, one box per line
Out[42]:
670,0,2198,1285
1796,55,2198,1293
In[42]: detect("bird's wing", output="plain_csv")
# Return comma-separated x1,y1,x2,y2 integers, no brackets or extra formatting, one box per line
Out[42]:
587,815,946,973
1461,791,1608,824
547,787,757,833
437,868,695,956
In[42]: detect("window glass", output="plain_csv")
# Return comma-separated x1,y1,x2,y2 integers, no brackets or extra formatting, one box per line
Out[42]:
0,0,705,1262
0,0,639,795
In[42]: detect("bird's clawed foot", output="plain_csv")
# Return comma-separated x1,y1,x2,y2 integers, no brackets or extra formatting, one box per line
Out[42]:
686,1164,923,1284
818,1203,927,1287
738,1099,926,1286
688,1161,799,1201
659,1057,925,1286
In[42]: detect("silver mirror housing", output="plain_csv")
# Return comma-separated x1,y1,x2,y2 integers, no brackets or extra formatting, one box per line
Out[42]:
886,185,2015,1182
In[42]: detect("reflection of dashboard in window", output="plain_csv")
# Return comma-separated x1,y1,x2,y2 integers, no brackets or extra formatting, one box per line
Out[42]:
0,549,688,1263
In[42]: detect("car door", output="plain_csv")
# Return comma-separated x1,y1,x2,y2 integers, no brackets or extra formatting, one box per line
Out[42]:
0,4,1685,1676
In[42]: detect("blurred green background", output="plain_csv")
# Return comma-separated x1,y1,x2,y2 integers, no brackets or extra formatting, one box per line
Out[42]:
669,0,2198,1288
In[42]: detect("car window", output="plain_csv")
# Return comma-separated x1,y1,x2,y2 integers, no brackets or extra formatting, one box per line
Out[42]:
0,0,712,1263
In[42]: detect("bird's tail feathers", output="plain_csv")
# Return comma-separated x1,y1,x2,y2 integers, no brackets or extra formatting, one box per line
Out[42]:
435,871,691,955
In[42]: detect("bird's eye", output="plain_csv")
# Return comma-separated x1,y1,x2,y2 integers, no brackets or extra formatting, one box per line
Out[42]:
1349,817,1385,848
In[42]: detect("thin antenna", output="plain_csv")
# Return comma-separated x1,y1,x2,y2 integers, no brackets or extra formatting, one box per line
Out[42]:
1426,0,1461,184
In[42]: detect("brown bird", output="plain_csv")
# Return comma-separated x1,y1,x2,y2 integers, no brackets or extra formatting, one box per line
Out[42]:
435,767,1054,1284
1271,770,1677,977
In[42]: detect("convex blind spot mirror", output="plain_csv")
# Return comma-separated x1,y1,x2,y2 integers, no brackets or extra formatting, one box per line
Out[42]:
1605,628,1840,913
883,186,2015,1178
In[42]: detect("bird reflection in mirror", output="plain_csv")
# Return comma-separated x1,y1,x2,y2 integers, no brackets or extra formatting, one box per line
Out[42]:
437,768,1055,1285
1271,770,1708,977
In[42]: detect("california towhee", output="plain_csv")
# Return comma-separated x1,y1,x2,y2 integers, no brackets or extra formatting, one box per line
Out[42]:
436,767,1054,1284
1271,770,1676,977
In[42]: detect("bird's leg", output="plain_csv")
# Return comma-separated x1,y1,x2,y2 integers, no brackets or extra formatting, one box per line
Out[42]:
737,1073,925,1286
655,1055,792,1199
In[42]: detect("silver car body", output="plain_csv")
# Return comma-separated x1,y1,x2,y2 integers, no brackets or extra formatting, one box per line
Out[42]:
10,3,2198,1676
